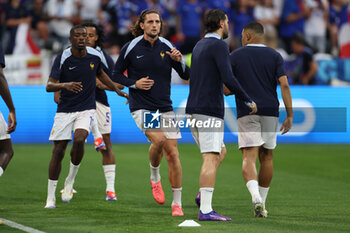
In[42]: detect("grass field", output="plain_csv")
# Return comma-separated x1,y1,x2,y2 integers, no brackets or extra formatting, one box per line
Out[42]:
0,144,350,233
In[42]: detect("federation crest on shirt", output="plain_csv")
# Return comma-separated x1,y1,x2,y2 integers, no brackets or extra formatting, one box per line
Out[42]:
160,51,165,60
90,62,95,70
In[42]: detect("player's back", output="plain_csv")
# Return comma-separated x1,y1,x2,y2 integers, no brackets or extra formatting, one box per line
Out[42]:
230,45,285,118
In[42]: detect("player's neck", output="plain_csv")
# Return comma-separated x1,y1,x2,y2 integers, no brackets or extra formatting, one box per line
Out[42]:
213,30,223,39
71,47,87,58
143,34,159,47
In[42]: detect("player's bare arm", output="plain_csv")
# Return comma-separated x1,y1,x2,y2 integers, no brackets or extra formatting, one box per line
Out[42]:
46,77,83,93
97,69,129,100
0,66,16,133
135,76,154,90
96,78,124,91
279,75,293,135
223,85,232,96
166,48,182,62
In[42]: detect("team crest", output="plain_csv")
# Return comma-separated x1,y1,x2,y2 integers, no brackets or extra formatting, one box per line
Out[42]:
90,62,95,70
160,51,165,59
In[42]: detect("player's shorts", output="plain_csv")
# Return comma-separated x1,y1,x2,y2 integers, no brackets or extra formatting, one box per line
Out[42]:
95,101,111,135
49,109,95,141
131,109,181,140
187,114,225,154
238,115,278,149
0,112,11,140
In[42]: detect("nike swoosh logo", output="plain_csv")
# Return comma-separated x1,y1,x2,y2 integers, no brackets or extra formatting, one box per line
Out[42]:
69,66,77,70
136,55,144,59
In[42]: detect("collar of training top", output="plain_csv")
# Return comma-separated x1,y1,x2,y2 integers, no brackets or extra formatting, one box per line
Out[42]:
246,44,266,47
204,33,222,40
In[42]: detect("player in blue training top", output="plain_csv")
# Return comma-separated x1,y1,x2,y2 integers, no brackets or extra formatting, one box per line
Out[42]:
112,9,190,216
0,44,16,179
44,25,128,209
185,9,257,221
226,21,293,218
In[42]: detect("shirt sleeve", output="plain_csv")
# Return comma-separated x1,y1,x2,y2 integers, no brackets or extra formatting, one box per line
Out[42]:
275,52,286,79
0,44,5,68
49,54,62,80
214,41,252,103
111,43,137,87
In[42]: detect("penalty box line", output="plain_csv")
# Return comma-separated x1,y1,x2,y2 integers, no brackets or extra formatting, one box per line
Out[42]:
0,218,46,233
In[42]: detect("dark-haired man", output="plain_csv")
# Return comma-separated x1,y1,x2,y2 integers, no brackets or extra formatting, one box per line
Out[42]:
44,25,128,209
186,9,257,221
227,21,293,217
112,9,190,216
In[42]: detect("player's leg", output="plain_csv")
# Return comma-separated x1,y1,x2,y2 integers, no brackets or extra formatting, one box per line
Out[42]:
163,139,183,216
258,146,273,217
145,129,167,204
101,133,117,201
45,140,69,208
0,139,14,177
91,114,105,151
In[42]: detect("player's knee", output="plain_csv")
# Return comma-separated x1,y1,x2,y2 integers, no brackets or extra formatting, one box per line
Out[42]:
165,150,179,163
73,135,86,145
152,136,167,147
52,146,65,158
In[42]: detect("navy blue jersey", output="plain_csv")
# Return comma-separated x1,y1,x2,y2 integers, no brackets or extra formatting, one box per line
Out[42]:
230,44,286,118
186,33,252,119
50,47,104,113
95,47,115,107
113,36,190,112
0,44,5,68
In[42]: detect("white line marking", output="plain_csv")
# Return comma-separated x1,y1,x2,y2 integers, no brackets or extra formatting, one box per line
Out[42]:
0,218,46,233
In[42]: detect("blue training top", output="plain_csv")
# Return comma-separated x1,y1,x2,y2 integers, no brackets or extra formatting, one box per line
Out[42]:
186,33,252,119
0,44,5,68
95,47,115,107
230,44,286,118
112,36,190,113
50,47,105,113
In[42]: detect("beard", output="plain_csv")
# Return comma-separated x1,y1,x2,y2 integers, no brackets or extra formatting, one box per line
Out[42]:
145,32,158,39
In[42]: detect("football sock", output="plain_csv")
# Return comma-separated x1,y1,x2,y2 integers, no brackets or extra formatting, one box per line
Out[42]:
259,186,270,209
65,162,80,186
246,180,262,203
0,166,3,177
150,163,160,183
47,179,58,201
91,116,102,140
103,164,116,193
200,187,214,214
171,187,182,206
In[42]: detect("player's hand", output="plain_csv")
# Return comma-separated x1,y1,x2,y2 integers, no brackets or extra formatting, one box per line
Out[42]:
248,101,257,115
223,85,232,96
65,82,83,93
135,76,154,90
280,116,293,135
166,48,182,62
116,89,129,104
7,110,16,133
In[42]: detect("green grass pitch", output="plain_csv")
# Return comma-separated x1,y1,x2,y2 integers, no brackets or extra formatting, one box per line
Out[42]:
0,144,350,233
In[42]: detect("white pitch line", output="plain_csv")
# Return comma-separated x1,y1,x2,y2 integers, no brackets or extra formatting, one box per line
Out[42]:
0,218,46,233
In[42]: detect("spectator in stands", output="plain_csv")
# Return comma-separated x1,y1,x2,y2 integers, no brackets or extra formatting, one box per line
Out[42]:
74,0,101,24
176,0,204,54
279,0,310,54
304,0,328,54
229,0,256,50
30,0,49,49
254,0,279,49
205,0,231,12
289,33,318,85
4,0,31,54
328,0,348,56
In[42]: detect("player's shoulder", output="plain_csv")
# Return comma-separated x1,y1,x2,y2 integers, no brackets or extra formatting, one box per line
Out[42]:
86,46,103,59
159,37,173,50
122,35,143,59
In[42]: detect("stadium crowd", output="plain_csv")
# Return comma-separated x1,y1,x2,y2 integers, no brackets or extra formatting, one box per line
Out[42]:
0,0,349,84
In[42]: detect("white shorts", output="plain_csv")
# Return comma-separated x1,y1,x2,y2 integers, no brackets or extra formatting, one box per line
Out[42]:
238,115,278,149
49,109,95,141
131,109,181,139
187,114,225,154
0,112,11,140
95,101,112,134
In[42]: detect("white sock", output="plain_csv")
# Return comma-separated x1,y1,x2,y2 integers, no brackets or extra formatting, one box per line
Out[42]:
259,186,270,209
103,164,115,193
91,116,102,140
0,166,3,177
200,187,214,214
150,163,160,183
171,187,182,206
246,180,262,203
47,179,58,201
65,162,80,186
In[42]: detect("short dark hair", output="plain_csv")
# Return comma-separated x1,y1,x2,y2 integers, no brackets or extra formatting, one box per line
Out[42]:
81,22,104,48
131,9,163,37
243,21,264,35
205,9,227,33
70,25,86,37
291,32,306,45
